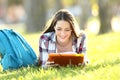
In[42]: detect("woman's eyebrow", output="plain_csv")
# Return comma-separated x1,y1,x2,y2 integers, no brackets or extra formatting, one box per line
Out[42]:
56,27,61,29
65,28,71,30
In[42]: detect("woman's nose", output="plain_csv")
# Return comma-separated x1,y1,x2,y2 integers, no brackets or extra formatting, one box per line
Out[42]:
60,30,66,36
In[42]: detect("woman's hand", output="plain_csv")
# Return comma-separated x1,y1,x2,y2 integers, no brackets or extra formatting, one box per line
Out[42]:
78,60,90,67
42,61,59,69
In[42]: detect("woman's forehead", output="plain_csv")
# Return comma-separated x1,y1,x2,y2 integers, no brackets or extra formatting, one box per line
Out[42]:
55,20,71,29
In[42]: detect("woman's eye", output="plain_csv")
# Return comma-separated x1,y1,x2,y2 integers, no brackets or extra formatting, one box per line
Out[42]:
65,30,71,31
57,29,61,31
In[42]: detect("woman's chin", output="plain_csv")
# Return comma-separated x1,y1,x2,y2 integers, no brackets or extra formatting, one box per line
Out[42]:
59,40,67,44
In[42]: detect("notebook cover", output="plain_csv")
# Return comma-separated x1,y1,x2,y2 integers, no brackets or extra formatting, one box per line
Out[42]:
48,53,84,66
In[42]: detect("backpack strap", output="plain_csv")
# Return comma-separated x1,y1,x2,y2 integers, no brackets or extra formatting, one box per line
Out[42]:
12,30,37,59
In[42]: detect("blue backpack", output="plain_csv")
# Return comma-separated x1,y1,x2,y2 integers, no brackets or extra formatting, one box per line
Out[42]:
0,29,37,70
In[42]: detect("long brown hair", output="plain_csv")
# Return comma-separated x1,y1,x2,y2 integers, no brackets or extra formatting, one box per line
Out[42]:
42,9,80,38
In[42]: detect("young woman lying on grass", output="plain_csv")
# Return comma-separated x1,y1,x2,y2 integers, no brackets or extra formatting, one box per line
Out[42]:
38,9,89,68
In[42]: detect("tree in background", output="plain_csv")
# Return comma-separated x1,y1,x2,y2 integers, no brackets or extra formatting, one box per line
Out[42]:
79,0,91,30
24,0,66,33
24,0,47,33
98,0,112,34
55,0,64,11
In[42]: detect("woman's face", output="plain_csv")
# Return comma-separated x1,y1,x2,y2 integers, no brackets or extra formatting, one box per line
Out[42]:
54,20,72,43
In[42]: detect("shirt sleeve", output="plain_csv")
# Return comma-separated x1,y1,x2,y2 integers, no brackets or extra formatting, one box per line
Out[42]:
39,35,49,66
78,32,88,63
81,34,87,62
81,33,87,53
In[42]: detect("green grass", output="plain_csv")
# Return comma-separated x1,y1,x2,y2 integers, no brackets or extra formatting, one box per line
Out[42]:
0,31,120,80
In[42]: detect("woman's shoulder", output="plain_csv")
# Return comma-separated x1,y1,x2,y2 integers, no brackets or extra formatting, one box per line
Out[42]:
42,32,54,36
78,30,86,38
40,32,55,40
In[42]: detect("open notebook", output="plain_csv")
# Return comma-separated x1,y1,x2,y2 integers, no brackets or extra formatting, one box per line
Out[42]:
48,53,84,66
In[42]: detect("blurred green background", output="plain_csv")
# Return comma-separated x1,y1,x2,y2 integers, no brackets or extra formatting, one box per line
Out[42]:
0,0,120,34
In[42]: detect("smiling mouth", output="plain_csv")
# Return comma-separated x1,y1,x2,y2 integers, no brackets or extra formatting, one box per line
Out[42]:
60,37,66,39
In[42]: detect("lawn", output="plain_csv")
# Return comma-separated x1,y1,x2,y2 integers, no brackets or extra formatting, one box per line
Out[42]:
0,31,120,80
